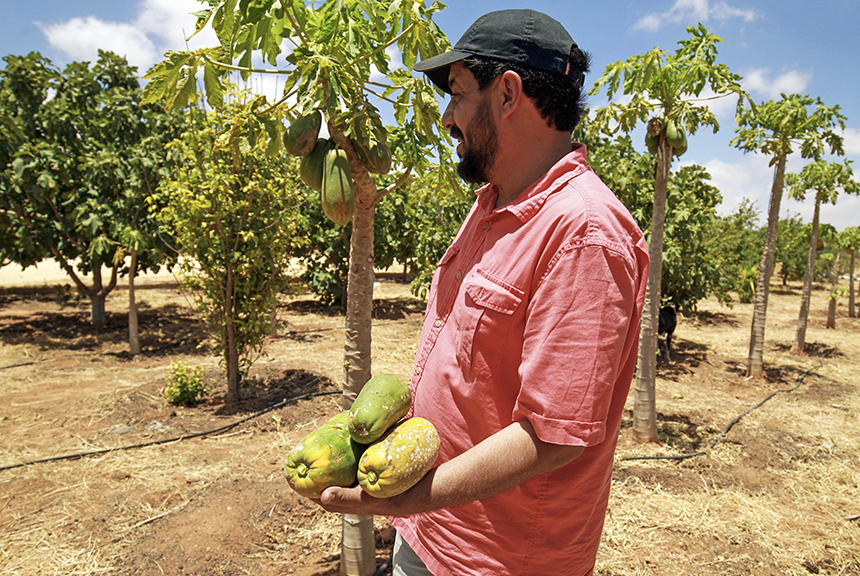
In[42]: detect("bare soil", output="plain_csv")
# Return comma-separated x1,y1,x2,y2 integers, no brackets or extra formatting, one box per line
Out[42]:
1,270,858,576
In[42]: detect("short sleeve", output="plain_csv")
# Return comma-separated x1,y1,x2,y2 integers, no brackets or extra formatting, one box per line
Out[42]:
513,242,640,446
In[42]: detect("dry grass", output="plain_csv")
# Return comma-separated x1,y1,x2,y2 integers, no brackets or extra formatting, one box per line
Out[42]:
1,276,858,575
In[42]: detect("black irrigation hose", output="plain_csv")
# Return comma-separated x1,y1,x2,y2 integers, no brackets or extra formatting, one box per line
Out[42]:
0,386,340,472
620,332,847,462
372,557,393,576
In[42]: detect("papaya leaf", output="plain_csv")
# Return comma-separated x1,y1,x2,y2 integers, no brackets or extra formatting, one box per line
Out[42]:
203,63,224,109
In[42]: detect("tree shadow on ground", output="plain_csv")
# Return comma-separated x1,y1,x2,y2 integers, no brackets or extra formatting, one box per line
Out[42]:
209,368,341,417
772,341,845,359
0,301,206,356
687,309,741,328
656,339,708,381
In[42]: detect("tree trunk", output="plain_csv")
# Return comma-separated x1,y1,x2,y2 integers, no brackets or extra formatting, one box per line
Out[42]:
793,191,822,353
90,261,107,328
128,250,141,356
826,252,842,329
337,132,378,575
224,263,240,404
849,249,856,318
632,135,670,443
747,154,787,377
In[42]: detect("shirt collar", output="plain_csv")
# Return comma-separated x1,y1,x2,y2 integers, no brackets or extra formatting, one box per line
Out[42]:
475,143,591,223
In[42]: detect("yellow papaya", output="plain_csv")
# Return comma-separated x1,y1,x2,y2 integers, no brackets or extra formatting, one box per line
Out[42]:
348,373,411,444
284,411,364,499
284,110,322,156
299,138,333,192
321,148,355,226
357,417,440,498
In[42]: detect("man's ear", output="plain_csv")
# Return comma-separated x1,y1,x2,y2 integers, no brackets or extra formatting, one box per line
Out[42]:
497,70,524,119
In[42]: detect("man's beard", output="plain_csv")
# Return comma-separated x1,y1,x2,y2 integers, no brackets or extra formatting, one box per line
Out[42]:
454,102,498,185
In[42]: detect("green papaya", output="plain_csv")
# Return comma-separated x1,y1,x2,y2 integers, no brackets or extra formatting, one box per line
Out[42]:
645,131,658,155
299,138,333,192
348,373,411,444
321,148,355,226
666,120,684,149
672,127,688,157
354,139,392,175
284,110,322,156
284,411,365,499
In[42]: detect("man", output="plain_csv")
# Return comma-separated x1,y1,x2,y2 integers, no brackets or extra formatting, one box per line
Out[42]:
318,9,649,575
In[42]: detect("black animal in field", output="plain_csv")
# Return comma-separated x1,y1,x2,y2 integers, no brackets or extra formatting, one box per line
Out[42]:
657,306,677,362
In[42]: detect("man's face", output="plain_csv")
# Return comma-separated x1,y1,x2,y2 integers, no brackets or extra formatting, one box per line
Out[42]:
443,63,499,185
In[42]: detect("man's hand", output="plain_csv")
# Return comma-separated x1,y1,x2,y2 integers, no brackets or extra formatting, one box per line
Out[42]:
315,484,395,516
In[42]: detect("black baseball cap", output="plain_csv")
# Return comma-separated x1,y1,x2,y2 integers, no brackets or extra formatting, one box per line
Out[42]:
413,9,584,94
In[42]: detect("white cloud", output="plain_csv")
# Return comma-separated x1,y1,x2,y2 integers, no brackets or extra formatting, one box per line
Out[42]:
634,0,758,32
842,127,860,157
742,67,813,100
38,16,158,72
38,0,219,75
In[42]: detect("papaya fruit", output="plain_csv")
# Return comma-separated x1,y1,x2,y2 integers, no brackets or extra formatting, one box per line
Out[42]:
357,417,440,498
321,148,355,226
284,110,322,157
665,119,684,149
672,127,688,157
284,410,365,499
348,373,411,444
299,138,333,192
354,139,392,175
645,131,658,155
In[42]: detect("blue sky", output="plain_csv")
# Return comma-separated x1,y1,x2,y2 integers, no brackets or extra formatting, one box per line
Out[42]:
2,0,859,231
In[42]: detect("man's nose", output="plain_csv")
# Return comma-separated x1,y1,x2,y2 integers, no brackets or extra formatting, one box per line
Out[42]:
442,100,455,130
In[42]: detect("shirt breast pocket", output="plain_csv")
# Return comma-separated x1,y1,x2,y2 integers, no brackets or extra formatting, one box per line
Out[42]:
456,269,524,379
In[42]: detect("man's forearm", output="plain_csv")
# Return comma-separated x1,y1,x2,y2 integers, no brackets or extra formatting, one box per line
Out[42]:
318,419,584,516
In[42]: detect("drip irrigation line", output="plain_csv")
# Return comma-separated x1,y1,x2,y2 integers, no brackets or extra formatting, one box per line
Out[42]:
372,557,393,576
620,332,847,463
0,385,340,473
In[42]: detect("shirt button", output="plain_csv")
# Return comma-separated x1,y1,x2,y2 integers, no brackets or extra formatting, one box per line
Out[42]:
482,221,490,229
455,272,462,280
415,366,422,375
434,319,442,327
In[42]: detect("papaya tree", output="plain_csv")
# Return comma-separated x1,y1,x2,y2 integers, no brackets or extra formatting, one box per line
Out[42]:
141,2,453,573
587,24,745,442
731,94,846,376
785,159,858,350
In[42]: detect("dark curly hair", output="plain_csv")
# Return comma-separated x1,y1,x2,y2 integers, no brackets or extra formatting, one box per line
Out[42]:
463,49,591,132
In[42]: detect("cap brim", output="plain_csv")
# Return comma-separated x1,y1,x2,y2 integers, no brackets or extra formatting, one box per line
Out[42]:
412,50,472,94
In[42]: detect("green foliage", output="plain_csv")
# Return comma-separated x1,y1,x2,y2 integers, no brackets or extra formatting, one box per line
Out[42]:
732,94,847,161
163,360,209,406
586,133,729,312
0,51,183,323
708,199,765,302
151,90,303,398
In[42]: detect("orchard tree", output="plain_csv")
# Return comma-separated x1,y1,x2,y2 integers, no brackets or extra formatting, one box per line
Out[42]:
588,24,745,442
732,94,846,376
142,2,453,573
152,92,303,403
841,226,860,318
785,159,858,350
0,51,179,339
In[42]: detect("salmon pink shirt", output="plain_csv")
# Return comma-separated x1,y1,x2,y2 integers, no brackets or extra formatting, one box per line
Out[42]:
391,144,649,576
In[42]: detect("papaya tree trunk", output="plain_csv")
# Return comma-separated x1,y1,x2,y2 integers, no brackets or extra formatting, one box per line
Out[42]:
128,249,141,356
337,131,378,576
632,135,670,443
792,190,822,353
849,249,856,318
224,262,240,404
747,154,787,377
